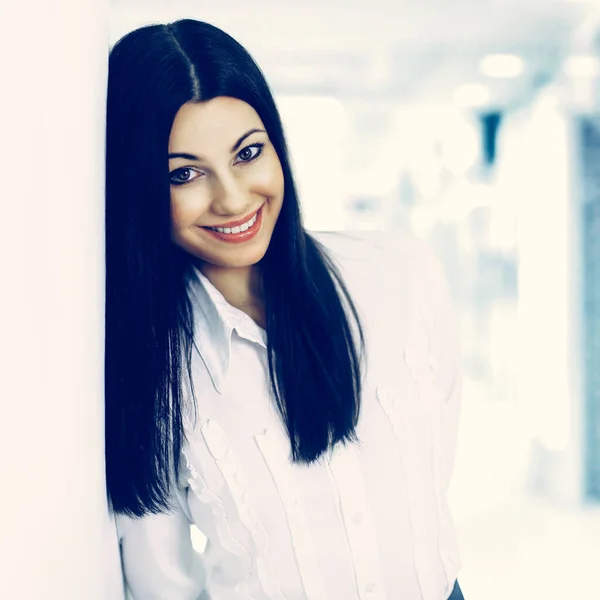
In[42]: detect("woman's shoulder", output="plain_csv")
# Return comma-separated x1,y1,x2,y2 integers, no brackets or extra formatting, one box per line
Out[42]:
308,229,451,336
308,229,442,281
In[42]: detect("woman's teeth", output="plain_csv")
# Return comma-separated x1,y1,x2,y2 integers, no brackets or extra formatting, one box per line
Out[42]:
208,212,258,234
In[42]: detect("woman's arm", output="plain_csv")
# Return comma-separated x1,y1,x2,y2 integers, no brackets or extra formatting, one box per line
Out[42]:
116,485,209,600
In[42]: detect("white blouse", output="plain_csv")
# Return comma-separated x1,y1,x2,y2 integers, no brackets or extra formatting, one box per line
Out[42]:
115,231,463,600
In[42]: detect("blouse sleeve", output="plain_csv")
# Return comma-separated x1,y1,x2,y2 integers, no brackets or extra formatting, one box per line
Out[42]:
424,246,463,494
115,485,209,600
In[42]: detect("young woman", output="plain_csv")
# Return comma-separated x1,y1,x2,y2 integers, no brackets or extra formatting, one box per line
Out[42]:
106,18,465,600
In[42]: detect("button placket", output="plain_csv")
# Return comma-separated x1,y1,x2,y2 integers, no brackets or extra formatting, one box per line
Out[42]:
326,446,386,600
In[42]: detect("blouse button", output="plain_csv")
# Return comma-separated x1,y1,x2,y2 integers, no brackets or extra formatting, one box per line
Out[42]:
365,582,377,594
352,512,363,524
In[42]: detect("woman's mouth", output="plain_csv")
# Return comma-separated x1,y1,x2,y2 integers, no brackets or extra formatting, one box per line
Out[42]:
200,205,263,244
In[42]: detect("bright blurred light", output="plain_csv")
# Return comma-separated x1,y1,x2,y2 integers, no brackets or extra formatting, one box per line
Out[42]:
276,95,347,230
563,55,600,79
441,181,493,222
480,54,525,78
511,96,572,454
453,83,491,107
439,114,480,175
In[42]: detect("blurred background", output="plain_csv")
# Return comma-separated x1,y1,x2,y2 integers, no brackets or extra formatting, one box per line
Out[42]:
111,1,600,598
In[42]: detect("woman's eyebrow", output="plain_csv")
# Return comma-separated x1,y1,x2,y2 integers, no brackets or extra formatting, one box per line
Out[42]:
231,128,265,152
168,128,266,161
168,151,200,160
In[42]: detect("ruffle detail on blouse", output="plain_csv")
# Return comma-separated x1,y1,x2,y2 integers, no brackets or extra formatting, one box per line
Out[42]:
200,420,288,600
254,428,328,600
181,446,257,598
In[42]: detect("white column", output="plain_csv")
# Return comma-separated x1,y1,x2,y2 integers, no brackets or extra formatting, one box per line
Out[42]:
497,90,585,504
0,1,124,598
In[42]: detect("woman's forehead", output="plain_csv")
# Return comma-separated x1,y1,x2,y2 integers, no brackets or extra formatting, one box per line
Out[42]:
169,98,265,152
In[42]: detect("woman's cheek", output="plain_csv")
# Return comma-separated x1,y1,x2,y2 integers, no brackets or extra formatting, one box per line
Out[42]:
170,197,186,229
170,191,204,230
253,156,284,195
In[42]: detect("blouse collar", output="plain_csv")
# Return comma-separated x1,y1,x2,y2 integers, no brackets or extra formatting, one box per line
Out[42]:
187,266,267,394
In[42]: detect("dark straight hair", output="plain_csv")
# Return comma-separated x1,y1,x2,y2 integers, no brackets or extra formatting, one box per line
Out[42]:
105,19,365,518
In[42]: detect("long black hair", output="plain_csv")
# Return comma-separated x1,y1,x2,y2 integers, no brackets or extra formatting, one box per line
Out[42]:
105,19,365,518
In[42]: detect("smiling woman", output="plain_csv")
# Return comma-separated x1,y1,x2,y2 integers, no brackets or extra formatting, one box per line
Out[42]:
168,98,284,270
106,18,464,600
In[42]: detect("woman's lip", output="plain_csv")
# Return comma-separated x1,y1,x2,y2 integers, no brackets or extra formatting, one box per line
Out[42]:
200,204,264,244
202,206,262,229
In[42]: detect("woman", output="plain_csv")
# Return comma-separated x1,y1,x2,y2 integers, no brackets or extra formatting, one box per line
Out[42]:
106,18,465,600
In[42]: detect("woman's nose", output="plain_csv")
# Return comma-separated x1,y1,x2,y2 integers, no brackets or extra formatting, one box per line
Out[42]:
210,173,249,216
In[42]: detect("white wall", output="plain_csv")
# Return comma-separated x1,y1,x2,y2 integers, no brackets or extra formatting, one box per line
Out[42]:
0,1,124,598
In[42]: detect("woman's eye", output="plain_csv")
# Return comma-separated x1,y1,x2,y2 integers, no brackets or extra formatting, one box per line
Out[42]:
236,143,264,163
170,168,200,185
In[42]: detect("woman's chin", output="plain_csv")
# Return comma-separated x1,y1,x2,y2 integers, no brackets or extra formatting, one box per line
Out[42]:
194,247,268,270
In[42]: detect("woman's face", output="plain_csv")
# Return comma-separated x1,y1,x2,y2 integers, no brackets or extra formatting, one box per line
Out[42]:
168,97,285,268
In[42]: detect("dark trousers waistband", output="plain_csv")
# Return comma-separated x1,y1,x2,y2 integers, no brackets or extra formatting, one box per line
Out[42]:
447,580,465,600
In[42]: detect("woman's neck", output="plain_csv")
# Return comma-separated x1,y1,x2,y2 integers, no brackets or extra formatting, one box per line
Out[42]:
199,262,266,329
